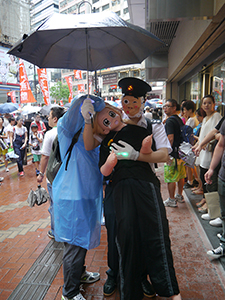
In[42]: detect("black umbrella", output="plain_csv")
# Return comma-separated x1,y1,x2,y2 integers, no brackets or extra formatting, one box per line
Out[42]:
8,11,164,72
39,104,60,116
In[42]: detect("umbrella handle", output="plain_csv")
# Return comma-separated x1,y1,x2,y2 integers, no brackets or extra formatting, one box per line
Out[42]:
38,184,41,188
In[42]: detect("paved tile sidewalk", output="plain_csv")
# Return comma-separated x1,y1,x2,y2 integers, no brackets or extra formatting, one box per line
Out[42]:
0,162,225,300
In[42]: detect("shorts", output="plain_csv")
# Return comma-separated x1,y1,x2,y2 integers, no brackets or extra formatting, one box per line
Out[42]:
0,148,8,156
33,154,41,162
164,158,186,183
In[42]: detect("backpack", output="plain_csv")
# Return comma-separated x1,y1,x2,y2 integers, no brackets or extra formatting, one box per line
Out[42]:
46,127,82,184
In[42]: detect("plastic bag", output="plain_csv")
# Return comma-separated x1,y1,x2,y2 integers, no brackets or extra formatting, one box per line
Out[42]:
178,142,196,168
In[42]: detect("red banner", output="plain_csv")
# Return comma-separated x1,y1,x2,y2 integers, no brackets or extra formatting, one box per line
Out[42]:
60,100,64,106
78,84,85,93
65,76,73,103
19,60,36,103
37,68,50,105
74,70,82,80
9,91,16,103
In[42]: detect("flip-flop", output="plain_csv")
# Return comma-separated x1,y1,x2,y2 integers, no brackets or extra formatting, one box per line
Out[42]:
196,198,206,208
191,189,203,195
198,203,208,213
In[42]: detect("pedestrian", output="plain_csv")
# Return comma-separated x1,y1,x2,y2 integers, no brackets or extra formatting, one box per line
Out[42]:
205,118,225,258
163,99,186,207
52,95,104,300
0,116,9,172
29,123,43,176
144,105,152,119
30,113,46,135
89,103,181,300
37,106,65,239
10,116,28,176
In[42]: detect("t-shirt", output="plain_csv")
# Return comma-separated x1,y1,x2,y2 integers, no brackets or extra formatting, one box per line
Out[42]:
165,114,183,157
12,126,27,141
215,116,225,130
29,132,43,155
99,124,160,188
5,123,14,144
41,127,57,157
186,116,198,129
218,119,225,182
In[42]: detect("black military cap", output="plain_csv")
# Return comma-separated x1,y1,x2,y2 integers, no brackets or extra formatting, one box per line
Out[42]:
118,77,151,98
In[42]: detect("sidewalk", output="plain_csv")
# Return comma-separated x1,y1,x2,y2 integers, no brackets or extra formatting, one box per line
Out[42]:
0,161,225,300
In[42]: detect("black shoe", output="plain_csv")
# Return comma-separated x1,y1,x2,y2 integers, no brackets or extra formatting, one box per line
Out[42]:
141,279,156,298
103,277,116,297
183,182,194,189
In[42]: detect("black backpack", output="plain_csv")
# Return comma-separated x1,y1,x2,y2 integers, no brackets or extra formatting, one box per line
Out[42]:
46,127,82,184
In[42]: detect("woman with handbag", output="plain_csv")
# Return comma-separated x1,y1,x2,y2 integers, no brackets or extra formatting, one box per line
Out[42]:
0,116,9,172
194,95,222,212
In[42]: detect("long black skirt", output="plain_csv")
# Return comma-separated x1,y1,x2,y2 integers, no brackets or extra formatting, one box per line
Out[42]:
113,178,180,300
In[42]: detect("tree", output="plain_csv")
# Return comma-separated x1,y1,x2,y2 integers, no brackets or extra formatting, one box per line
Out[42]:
50,81,70,102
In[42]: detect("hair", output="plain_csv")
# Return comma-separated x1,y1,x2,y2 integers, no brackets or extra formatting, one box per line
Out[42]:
167,99,178,109
50,107,65,120
9,117,15,123
202,94,215,103
182,100,196,112
16,116,23,122
93,103,123,136
195,108,206,118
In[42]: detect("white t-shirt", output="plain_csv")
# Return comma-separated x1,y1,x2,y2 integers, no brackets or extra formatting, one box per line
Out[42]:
186,116,198,129
144,111,153,120
41,127,57,157
12,126,27,141
29,132,43,155
5,123,14,144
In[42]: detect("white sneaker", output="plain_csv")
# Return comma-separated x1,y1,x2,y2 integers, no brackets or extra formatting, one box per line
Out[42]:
164,198,178,207
175,194,184,203
5,168,9,172
80,270,100,283
217,233,222,239
209,218,222,227
207,245,224,259
201,213,210,220
62,293,86,300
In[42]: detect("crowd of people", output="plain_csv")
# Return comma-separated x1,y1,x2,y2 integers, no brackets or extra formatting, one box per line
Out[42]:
1,76,225,300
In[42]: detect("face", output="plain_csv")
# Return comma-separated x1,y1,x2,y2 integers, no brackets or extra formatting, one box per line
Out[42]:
97,107,121,134
48,111,56,128
35,115,41,122
183,107,192,118
17,119,23,126
163,101,176,117
0,118,3,125
201,97,215,114
121,95,142,117
196,113,203,123
31,127,38,133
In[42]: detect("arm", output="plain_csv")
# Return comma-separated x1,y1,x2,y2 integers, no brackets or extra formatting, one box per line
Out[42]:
193,128,218,156
21,131,28,149
167,134,174,147
83,123,100,150
138,147,168,163
205,134,224,184
37,154,49,183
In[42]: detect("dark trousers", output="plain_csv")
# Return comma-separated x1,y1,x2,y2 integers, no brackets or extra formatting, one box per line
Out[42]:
200,166,218,193
13,142,25,172
104,184,119,281
62,243,87,298
113,179,179,300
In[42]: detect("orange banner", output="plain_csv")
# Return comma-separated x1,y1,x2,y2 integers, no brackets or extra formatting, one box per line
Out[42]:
78,84,85,93
65,76,73,103
74,70,82,80
37,68,50,105
9,91,16,103
60,100,64,106
19,60,36,103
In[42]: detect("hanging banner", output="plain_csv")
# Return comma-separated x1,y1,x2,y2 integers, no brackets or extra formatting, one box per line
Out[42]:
10,91,16,103
37,68,50,105
74,70,82,80
78,83,85,93
65,76,73,103
19,59,36,103
89,81,92,94
60,100,64,106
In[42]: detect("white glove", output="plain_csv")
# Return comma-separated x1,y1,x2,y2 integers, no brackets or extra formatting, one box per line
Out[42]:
110,140,139,161
81,98,94,124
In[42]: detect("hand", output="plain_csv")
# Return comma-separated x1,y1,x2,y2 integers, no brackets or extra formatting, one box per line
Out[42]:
111,140,139,161
37,174,43,184
81,98,94,124
106,150,118,169
204,169,213,185
192,144,202,157
21,143,26,150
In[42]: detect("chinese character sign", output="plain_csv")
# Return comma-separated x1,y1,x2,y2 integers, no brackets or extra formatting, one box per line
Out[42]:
78,84,85,93
10,91,16,103
74,70,82,80
37,68,50,105
19,60,36,103
65,76,73,103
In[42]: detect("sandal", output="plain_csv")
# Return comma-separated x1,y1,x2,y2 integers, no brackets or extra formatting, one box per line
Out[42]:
192,189,203,195
198,203,208,213
196,198,206,208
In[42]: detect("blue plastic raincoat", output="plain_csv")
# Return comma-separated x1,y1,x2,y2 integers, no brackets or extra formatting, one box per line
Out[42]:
53,94,105,249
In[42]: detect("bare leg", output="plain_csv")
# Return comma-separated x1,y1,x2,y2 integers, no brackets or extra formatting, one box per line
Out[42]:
168,182,176,199
177,178,184,196
171,294,182,300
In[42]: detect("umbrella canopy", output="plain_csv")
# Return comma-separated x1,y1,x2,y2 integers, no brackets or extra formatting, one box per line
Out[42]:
39,104,60,116
105,100,120,107
0,103,19,114
8,11,164,71
21,104,41,115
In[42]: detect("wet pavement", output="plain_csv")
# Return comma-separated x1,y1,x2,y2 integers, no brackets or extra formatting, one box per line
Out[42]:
0,160,225,300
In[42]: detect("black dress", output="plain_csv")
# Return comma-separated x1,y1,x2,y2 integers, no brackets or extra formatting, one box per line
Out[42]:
99,124,179,300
